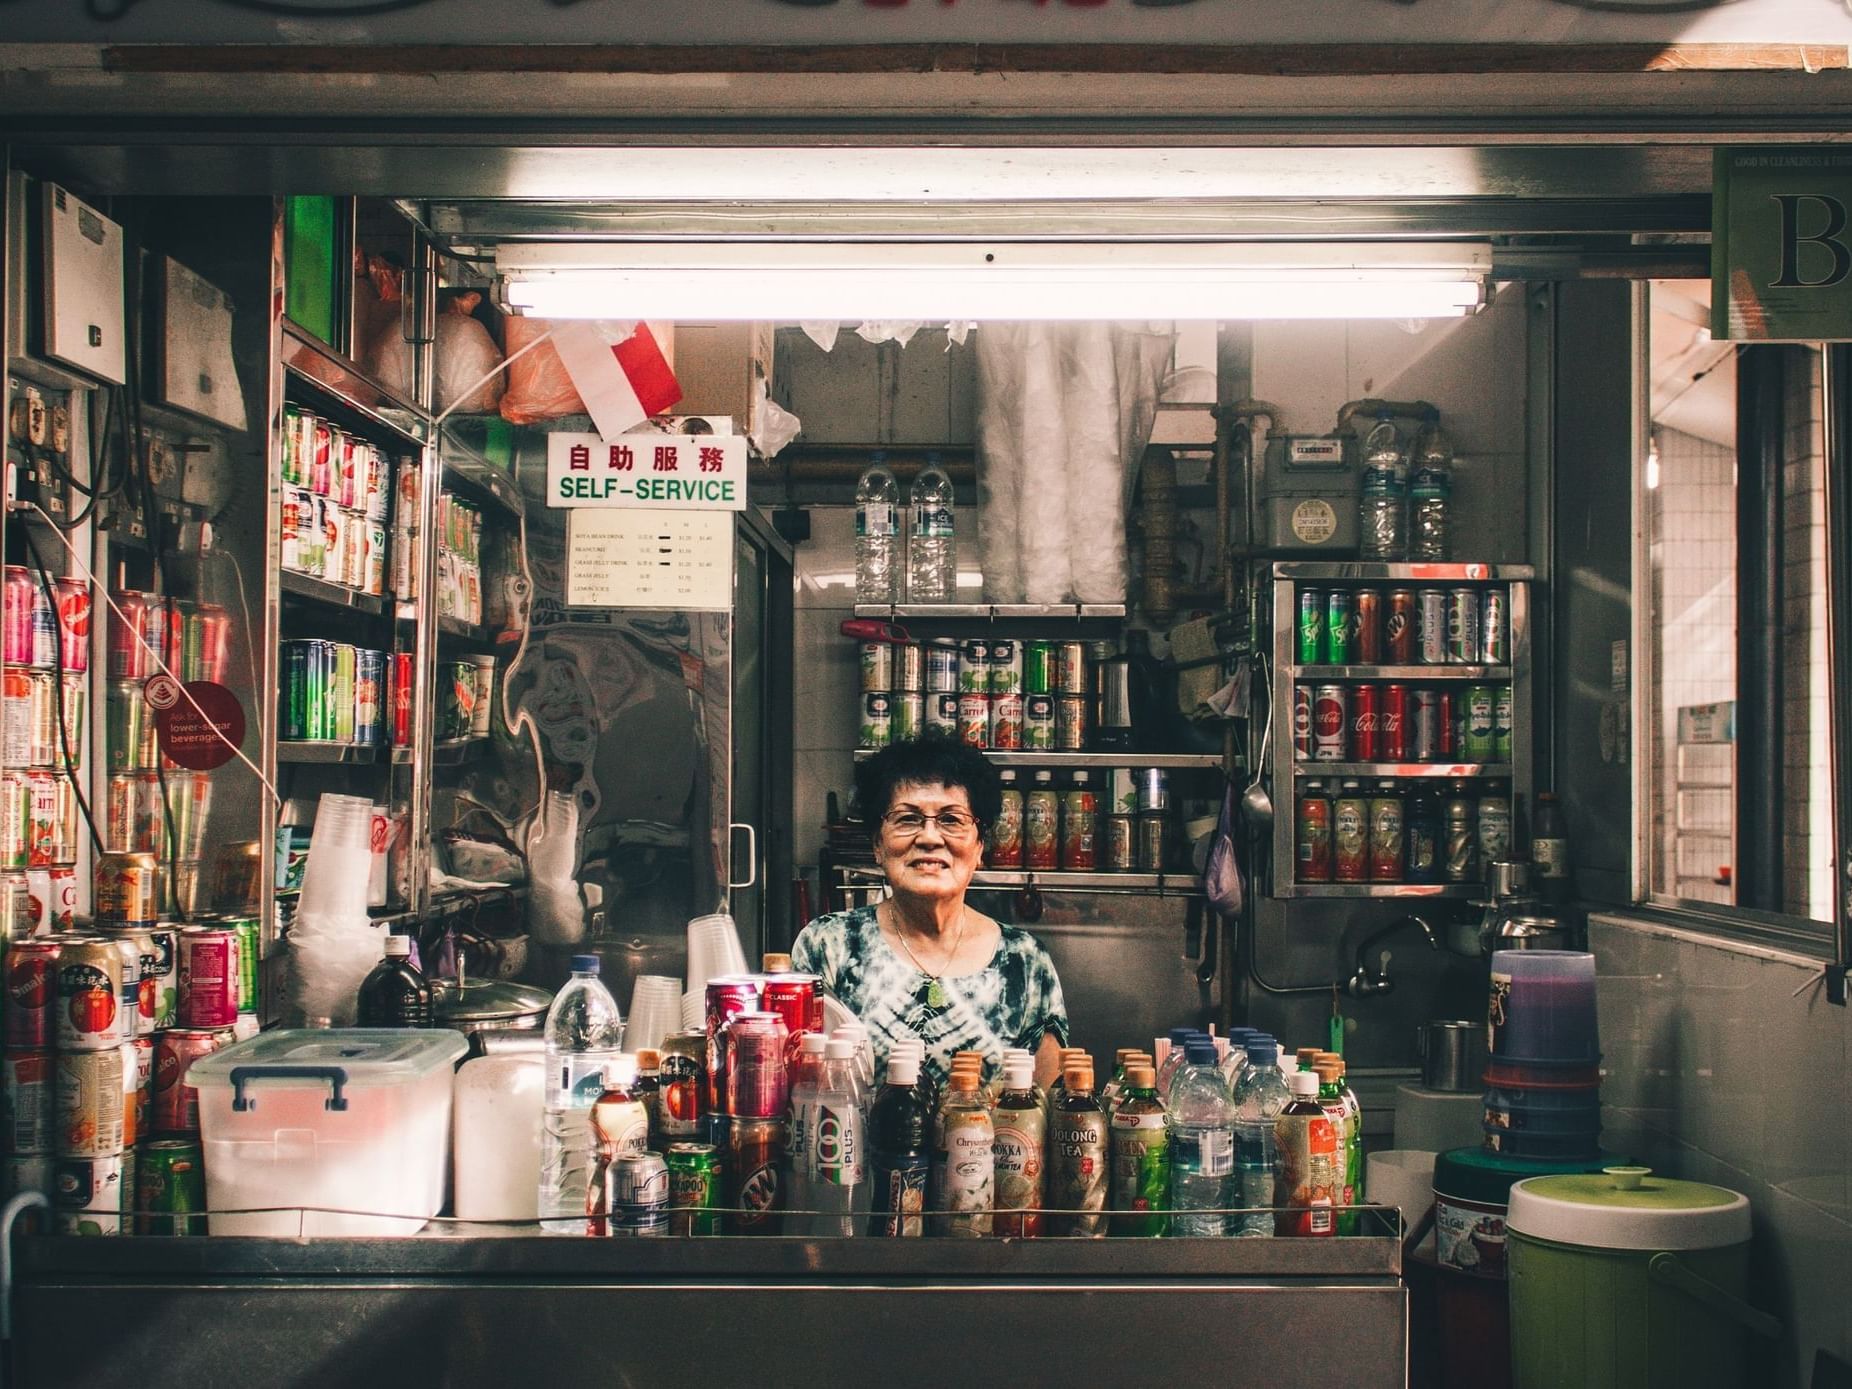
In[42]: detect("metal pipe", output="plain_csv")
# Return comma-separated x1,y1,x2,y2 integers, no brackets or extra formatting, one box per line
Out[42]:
1735,347,1785,913
1822,342,1852,1004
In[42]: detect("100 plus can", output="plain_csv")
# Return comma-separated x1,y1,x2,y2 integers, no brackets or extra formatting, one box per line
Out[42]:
178,927,240,1028
1446,589,1481,665
1480,588,1509,665
1293,684,1314,760
138,1138,207,1235
666,1142,721,1236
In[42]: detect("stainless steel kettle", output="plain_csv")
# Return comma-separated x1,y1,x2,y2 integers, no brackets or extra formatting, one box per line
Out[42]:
1474,859,1568,954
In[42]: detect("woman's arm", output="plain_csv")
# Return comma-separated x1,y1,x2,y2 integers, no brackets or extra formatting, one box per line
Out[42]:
1032,1032,1065,1090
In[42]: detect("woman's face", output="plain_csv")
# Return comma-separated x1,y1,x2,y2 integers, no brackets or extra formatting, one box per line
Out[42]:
874,781,985,905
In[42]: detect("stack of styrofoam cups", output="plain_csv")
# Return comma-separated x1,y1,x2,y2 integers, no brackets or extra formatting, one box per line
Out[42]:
289,793,381,1026
626,975,684,1056
1482,950,1602,1161
682,913,750,1029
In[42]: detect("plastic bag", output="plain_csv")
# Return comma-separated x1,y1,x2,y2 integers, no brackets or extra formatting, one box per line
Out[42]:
500,316,587,424
434,292,505,417
1203,780,1244,918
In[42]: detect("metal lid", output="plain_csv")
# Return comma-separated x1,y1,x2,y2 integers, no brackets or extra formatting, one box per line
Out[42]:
1507,1167,1751,1251
433,970,553,1025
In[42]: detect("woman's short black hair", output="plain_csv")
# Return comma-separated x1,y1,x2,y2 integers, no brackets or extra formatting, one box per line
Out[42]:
854,735,1002,837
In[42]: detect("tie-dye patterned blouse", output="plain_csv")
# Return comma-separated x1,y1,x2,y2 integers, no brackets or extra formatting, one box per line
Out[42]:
791,905,1070,1088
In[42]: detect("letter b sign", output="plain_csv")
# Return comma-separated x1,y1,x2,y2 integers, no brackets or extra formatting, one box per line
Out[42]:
1772,194,1852,289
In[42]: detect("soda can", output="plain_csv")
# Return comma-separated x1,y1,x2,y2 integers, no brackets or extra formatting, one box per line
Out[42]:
280,487,307,573
55,578,90,674
666,1142,722,1237
94,852,161,926
957,692,990,749
341,433,366,509
760,972,823,1043
8,938,60,1046
1332,786,1369,884
26,576,57,670
329,643,357,742
2,566,35,665
282,406,306,486
1055,695,1089,752
1104,814,1137,871
106,682,152,772
154,1028,228,1134
924,641,960,693
366,446,392,522
186,603,231,685
1136,814,1167,873
1,672,36,769
1463,684,1497,760
55,1047,126,1156
1480,588,1509,666
1350,683,1381,763
308,421,334,497
1296,786,1332,884
892,693,923,743
127,1033,155,1133
1023,640,1055,696
1494,685,1513,762
925,692,959,738
167,773,212,861
103,927,159,1036
1107,768,1139,817
469,655,496,740
101,933,143,1043
990,692,1024,751
23,774,57,872
1438,689,1459,761
53,1153,131,1232
116,1039,144,1148
988,640,1023,696
390,652,414,747
1296,589,1324,665
0,772,26,871
106,589,147,680
1291,684,1314,760
1354,589,1383,664
1409,689,1440,762
1055,641,1089,696
1023,694,1055,750
656,1034,707,1147
25,674,58,767
354,648,386,746
0,872,30,941
362,519,389,597
1324,591,1354,665
955,640,988,693
1312,685,1348,761
3,1050,54,1154
1446,589,1481,665
1380,683,1410,763
1416,589,1449,665
137,1138,207,1235
724,1011,789,1120
179,927,240,1029
1386,589,1417,664
725,1114,786,1234
58,936,124,1051
58,675,85,768
859,691,894,751
606,1152,670,1236
138,925,178,1028
859,642,894,694
895,642,924,694
1136,769,1171,813
704,977,762,1115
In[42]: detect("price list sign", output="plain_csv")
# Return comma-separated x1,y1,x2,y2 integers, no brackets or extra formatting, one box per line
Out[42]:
565,510,734,611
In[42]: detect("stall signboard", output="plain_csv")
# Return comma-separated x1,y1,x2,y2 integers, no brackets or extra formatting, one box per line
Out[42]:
1713,147,1852,342
545,433,746,511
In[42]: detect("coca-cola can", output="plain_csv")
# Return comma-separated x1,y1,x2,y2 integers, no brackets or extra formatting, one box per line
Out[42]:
1386,590,1417,664
1412,689,1442,762
1354,589,1382,664
758,974,823,1040
723,1011,789,1119
55,578,90,675
1312,685,1347,762
704,976,762,1113
1350,684,1380,763
1380,683,1410,763
1292,684,1313,760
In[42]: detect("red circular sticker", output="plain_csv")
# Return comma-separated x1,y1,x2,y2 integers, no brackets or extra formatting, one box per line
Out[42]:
154,681,247,772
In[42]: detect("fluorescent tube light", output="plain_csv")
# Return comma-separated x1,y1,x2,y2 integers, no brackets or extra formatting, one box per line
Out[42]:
497,242,1489,322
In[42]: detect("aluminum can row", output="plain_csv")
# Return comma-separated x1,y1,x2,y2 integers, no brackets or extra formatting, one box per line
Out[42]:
1,567,87,672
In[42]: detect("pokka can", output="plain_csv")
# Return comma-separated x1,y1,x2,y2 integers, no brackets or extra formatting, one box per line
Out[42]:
57,936,124,1051
55,1046,126,1157
137,1138,207,1235
6,939,60,1048
177,926,240,1029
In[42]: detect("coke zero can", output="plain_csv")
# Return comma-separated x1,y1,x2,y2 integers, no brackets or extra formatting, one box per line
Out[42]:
1380,683,1410,762
1350,684,1380,763
1412,689,1441,762
1292,684,1313,760
1312,685,1347,762
1386,589,1416,664
1354,589,1382,664
1437,689,1459,760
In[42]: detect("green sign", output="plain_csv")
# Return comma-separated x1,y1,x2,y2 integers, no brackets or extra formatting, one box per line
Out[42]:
1713,147,1852,341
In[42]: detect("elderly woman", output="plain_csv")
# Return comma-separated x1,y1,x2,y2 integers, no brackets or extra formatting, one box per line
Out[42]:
793,737,1069,1088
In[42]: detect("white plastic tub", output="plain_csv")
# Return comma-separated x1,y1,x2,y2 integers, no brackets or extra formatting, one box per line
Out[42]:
191,1028,466,1236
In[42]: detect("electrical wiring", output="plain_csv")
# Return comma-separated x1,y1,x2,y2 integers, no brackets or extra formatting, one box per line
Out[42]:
21,533,103,857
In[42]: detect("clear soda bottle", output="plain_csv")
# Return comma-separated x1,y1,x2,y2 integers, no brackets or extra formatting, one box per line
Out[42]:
1410,423,1454,561
785,1031,830,1225
1359,415,1407,561
906,455,957,603
537,954,624,1234
792,1037,864,1237
854,454,900,605
1166,1041,1236,1236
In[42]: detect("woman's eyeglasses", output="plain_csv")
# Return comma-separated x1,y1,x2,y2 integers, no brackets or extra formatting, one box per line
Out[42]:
882,809,981,840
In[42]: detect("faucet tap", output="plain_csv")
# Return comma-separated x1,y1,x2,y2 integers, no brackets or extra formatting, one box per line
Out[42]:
1346,914,1441,998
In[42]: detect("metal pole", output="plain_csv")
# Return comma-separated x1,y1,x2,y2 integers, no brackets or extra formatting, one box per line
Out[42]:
1734,347,1785,913
1821,343,1851,1004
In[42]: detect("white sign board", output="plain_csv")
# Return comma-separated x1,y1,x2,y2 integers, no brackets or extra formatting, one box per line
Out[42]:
565,510,735,611
546,432,747,511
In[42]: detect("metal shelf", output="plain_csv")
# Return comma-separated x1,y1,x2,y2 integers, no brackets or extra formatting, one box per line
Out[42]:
392,740,485,766
277,741,380,766
972,869,1200,893
442,454,526,521
280,569,386,617
1290,665,1511,681
852,603,1126,622
1272,561,1535,583
437,615,494,646
854,749,1223,770
1275,882,1485,900
1293,762,1511,778
282,320,429,445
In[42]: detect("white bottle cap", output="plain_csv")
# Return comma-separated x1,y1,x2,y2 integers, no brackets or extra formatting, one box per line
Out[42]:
383,935,411,957
1003,1058,1034,1090
602,1053,639,1087
1289,1070,1321,1098
800,1031,828,1055
887,1053,921,1086
826,1038,856,1061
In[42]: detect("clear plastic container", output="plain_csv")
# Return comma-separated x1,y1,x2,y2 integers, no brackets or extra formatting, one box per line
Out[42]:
193,1028,467,1236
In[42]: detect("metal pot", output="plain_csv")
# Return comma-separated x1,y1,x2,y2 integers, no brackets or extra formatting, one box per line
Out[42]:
1417,1019,1488,1092
1493,910,1570,952
432,956,553,1037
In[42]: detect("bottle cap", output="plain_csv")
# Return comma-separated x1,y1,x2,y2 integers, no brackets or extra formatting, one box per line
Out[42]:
951,1070,981,1092
1003,1058,1034,1089
1127,1064,1156,1088
1290,1070,1321,1098
1246,1040,1280,1064
570,954,600,974
800,1032,828,1055
762,952,793,972
1296,1047,1321,1068
601,1053,638,1087
1185,1041,1219,1066
636,1049,660,1070
826,1038,855,1061
1314,1061,1340,1083
886,1054,921,1086
1168,1027,1197,1044
383,935,411,957
1063,1062,1094,1091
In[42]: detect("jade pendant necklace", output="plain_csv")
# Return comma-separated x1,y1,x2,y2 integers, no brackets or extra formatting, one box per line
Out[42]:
885,904,968,1010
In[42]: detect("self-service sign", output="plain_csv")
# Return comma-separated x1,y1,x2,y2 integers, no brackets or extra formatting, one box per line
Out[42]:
546,432,746,510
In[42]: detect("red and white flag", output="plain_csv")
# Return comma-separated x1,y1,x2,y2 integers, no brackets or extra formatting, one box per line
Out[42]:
550,319,682,439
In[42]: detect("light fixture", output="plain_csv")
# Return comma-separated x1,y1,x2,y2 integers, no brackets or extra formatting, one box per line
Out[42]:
496,242,1490,322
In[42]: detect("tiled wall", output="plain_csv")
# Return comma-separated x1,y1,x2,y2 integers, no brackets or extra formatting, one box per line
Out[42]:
1593,914,1852,1387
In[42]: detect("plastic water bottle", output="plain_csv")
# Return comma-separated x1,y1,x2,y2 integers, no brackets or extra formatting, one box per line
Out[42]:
1410,423,1454,561
537,954,624,1233
854,454,900,605
1156,1028,1203,1100
906,456,956,603
1358,416,1407,561
1234,1037,1289,1237
1166,1041,1236,1236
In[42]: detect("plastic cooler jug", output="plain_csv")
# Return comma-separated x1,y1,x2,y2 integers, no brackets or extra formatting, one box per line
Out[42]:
1506,1166,1775,1389
192,1028,467,1235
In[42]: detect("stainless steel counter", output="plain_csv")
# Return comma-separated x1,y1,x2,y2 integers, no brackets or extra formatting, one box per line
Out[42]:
13,1231,1407,1388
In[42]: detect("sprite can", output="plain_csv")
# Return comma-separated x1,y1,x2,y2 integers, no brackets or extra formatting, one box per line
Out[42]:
137,1138,207,1235
1023,640,1055,696
1297,589,1324,665
666,1142,722,1236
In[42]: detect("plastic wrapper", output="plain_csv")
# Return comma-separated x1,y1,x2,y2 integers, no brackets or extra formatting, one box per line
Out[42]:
500,315,587,424
749,378,802,460
434,292,506,417
1203,781,1244,918
800,321,841,353
525,789,586,946
358,255,413,398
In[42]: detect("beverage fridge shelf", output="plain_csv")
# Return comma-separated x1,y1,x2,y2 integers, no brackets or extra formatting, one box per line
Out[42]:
277,741,380,766
436,615,494,647
852,603,1126,622
391,740,484,767
1293,762,1511,778
973,869,1201,893
1291,665,1512,681
1272,561,1536,583
282,321,430,446
854,749,1223,770
280,569,386,617
1276,882,1485,900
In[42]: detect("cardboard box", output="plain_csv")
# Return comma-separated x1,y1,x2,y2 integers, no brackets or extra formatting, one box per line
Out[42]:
671,322,774,439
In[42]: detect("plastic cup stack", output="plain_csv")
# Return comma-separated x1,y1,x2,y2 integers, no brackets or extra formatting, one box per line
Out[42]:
1482,950,1602,1161
626,974,684,1056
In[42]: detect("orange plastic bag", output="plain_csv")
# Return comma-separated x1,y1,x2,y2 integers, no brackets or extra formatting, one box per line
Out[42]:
499,316,586,424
